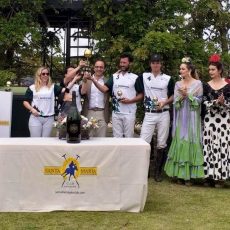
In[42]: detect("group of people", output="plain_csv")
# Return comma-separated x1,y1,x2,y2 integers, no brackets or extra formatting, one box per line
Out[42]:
23,53,230,188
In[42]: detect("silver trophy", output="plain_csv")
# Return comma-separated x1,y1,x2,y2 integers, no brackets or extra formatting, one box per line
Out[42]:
152,96,159,108
117,89,123,101
5,81,12,92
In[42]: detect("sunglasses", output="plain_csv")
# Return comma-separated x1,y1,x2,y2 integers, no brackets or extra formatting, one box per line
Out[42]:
41,72,49,76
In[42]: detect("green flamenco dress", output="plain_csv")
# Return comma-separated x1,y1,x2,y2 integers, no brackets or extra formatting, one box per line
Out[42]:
164,81,204,180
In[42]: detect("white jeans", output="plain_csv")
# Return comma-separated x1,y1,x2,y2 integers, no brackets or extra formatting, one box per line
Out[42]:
112,112,135,138
140,111,170,147
29,115,54,137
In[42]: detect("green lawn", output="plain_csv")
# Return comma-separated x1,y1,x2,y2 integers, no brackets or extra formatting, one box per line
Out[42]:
0,179,229,230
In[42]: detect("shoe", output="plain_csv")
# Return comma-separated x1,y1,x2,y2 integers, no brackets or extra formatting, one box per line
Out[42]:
185,181,192,186
203,182,210,187
176,179,184,185
154,175,163,182
154,148,167,183
203,178,215,187
214,181,224,188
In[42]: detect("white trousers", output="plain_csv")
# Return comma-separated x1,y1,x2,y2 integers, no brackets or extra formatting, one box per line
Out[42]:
87,110,107,137
112,112,135,138
140,111,170,147
29,115,54,137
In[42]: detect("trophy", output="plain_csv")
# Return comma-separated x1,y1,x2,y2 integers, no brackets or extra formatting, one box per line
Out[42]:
5,81,12,92
117,89,123,101
83,48,92,73
152,96,159,108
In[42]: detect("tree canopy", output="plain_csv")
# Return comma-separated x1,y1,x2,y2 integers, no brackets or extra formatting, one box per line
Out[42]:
84,0,230,79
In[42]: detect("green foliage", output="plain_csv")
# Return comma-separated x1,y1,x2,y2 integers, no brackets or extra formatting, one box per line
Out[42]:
83,0,229,79
0,70,16,86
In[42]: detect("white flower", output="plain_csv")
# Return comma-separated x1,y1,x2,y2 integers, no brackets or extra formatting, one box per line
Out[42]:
181,57,191,63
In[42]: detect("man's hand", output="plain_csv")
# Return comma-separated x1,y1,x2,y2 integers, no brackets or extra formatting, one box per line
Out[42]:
78,60,87,68
119,98,130,104
83,72,92,80
158,101,166,109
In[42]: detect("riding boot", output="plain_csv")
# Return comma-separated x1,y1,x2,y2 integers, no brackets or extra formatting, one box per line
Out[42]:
154,148,167,182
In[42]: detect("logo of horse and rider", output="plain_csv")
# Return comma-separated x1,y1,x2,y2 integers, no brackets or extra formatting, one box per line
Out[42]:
44,154,97,188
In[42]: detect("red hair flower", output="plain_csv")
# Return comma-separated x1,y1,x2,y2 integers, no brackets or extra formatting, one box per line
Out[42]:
209,54,221,63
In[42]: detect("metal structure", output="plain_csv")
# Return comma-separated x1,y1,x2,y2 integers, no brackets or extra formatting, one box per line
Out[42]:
39,0,126,75
39,0,93,70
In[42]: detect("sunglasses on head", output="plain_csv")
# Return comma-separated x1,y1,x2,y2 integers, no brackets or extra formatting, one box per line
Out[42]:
41,72,49,76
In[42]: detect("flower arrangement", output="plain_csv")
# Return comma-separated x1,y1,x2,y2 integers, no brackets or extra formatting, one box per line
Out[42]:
54,114,99,140
81,115,99,130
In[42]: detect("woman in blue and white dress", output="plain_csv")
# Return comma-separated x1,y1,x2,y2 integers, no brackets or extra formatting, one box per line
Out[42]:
23,67,62,137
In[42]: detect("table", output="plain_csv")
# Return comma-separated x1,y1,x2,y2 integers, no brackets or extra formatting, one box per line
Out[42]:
0,137,150,212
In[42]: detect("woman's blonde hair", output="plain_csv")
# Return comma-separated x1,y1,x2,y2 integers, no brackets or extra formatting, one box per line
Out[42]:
34,67,52,91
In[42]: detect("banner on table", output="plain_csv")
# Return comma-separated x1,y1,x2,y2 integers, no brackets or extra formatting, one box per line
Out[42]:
0,138,150,212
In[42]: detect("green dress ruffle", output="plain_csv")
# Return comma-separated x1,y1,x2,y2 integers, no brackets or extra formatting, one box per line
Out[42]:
164,126,204,180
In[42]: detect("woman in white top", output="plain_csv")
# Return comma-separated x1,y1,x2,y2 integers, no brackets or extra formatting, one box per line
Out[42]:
23,67,62,137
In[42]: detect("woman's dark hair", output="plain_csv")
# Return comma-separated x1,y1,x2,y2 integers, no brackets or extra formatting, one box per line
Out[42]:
64,65,75,74
208,54,224,77
209,62,224,77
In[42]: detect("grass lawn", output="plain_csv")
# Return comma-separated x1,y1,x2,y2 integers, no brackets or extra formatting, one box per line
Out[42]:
0,179,229,230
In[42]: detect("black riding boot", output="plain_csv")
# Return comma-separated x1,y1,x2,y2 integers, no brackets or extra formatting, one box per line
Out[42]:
154,148,167,182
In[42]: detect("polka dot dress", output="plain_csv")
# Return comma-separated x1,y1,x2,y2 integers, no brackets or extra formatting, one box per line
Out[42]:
202,83,230,181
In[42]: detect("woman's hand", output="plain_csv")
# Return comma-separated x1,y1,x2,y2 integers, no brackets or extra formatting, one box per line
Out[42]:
30,108,40,117
178,86,187,99
217,93,225,105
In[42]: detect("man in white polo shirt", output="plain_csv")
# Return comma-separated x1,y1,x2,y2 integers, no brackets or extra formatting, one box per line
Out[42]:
86,53,144,137
140,54,174,182
81,59,110,137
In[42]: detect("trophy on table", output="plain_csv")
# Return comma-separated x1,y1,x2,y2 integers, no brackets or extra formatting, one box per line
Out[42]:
5,81,12,92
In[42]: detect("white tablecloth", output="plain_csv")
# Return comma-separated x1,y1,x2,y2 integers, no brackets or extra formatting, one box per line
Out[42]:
0,137,150,212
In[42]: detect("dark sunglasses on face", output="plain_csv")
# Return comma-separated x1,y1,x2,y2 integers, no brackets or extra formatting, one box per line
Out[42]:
41,72,49,76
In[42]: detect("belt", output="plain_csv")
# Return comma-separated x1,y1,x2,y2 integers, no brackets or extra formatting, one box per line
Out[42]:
145,109,169,113
39,115,54,118
89,108,104,111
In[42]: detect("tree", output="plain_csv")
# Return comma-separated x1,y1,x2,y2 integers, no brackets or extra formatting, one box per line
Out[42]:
84,0,230,79
0,0,62,83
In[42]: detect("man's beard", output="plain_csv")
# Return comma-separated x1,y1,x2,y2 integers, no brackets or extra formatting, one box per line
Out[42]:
120,66,129,72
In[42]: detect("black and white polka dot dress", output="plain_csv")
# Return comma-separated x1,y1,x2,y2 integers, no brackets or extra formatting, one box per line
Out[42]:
202,83,230,181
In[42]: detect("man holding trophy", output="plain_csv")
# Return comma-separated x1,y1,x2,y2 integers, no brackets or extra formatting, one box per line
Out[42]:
81,58,110,137
140,54,174,182
85,53,144,138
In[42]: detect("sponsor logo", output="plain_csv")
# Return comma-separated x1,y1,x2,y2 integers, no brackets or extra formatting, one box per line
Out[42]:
43,154,97,190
